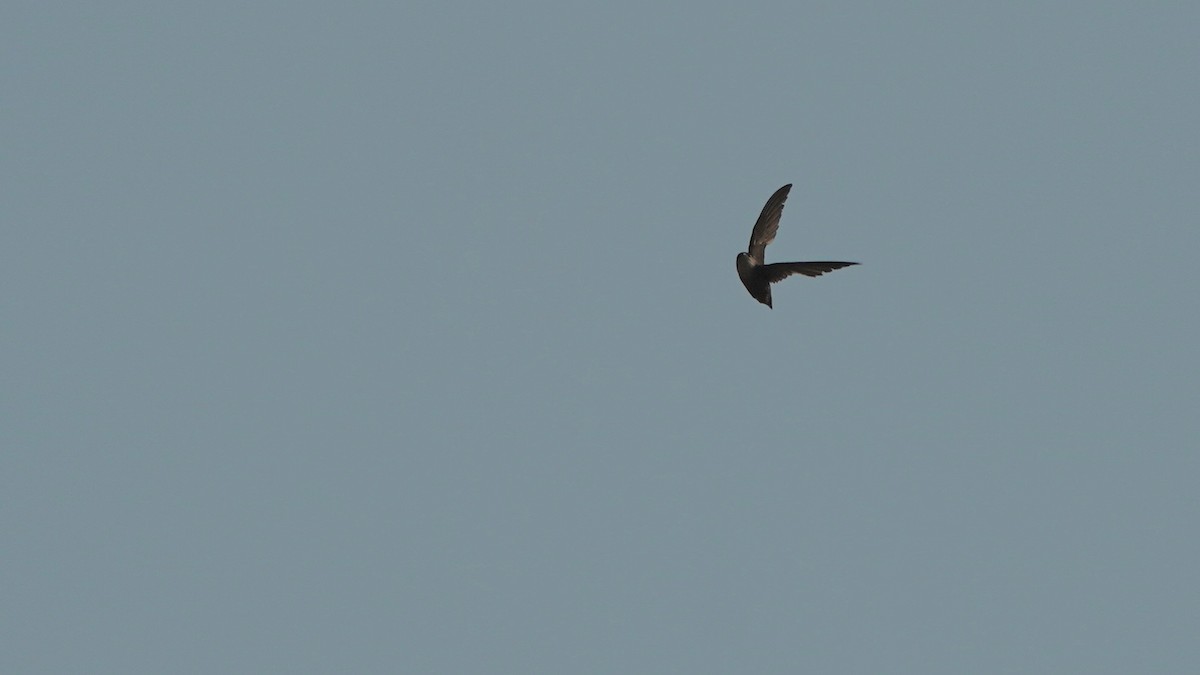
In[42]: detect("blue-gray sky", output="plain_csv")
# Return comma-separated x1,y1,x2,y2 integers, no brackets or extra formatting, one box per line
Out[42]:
5,2,1199,673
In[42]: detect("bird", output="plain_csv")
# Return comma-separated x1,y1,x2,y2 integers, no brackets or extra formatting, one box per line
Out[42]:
736,183,858,308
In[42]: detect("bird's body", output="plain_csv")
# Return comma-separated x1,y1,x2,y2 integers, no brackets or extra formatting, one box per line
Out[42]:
736,184,858,308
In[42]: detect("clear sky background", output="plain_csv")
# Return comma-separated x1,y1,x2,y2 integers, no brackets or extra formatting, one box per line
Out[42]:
4,2,1198,673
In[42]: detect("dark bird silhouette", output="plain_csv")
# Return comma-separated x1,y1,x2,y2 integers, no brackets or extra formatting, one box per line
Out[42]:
736,184,858,308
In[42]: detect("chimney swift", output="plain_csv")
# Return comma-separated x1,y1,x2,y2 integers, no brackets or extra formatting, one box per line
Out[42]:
736,183,858,308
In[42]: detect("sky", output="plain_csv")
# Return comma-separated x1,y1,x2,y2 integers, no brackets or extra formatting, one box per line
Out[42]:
4,2,1199,673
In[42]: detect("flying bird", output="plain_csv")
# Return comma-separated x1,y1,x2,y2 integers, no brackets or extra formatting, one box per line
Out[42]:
736,183,858,308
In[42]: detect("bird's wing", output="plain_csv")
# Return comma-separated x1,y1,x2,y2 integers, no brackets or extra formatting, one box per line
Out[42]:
747,184,793,261
761,261,859,282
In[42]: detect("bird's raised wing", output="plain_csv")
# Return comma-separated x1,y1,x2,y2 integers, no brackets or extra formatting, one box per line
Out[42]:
747,184,793,261
761,261,859,282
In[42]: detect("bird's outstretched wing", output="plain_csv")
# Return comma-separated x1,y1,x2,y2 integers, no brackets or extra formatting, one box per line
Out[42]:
747,184,792,261
761,261,859,282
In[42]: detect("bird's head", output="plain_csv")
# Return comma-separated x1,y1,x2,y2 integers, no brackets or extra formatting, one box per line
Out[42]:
736,252,756,274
